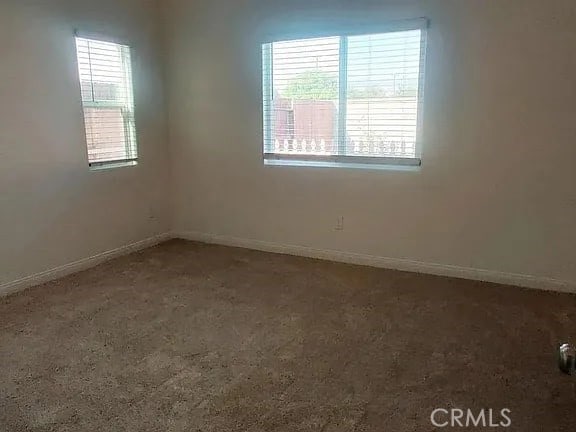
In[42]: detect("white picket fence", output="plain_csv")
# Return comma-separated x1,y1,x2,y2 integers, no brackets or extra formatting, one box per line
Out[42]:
272,139,330,155
272,138,415,158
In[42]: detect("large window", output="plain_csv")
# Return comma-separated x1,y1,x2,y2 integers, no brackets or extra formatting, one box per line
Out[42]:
75,37,137,168
262,22,427,167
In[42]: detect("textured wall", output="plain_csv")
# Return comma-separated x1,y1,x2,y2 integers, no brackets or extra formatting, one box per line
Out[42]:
164,0,576,285
0,0,170,286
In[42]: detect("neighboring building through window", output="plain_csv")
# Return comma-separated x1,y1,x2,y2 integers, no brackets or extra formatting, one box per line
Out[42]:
262,21,427,167
75,37,137,168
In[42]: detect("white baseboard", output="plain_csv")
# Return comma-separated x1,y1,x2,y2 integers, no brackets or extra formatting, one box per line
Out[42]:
4,230,574,297
174,231,576,294
0,233,173,297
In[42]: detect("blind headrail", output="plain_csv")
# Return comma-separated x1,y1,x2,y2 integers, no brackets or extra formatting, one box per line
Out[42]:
259,17,429,44
74,29,133,48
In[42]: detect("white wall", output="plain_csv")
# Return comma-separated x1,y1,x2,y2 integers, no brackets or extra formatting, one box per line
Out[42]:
2,0,575,291
0,0,170,286
165,0,576,286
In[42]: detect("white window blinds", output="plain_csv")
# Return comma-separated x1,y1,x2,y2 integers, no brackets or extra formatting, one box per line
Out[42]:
75,37,138,167
262,23,426,166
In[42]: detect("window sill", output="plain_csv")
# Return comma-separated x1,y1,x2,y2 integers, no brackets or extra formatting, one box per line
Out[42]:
89,160,138,171
263,157,421,172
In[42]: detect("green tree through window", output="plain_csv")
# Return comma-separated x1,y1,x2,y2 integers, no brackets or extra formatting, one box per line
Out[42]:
283,71,338,100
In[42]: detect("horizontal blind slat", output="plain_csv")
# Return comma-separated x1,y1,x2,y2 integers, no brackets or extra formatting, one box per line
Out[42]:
76,36,138,166
263,28,424,161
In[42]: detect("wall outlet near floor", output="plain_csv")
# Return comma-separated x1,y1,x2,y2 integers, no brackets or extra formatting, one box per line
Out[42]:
148,206,158,222
335,216,344,231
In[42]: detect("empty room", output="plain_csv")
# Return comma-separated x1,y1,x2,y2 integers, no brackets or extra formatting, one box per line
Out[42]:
2,0,576,430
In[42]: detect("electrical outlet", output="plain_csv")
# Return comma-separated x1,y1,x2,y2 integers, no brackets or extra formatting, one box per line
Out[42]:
148,206,157,221
335,216,344,231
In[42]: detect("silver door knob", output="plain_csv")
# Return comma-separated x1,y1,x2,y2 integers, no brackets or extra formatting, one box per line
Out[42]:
559,343,576,375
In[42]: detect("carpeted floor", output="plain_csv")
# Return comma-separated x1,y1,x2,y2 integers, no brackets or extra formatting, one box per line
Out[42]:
1,240,576,431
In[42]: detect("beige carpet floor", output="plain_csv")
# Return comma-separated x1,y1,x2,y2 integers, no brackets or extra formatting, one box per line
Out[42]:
1,240,576,431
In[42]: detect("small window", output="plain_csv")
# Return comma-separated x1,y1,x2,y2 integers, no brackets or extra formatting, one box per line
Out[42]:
75,37,138,168
262,21,427,168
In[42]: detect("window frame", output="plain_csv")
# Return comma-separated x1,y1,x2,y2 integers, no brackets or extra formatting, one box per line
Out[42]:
261,19,428,169
74,34,139,170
